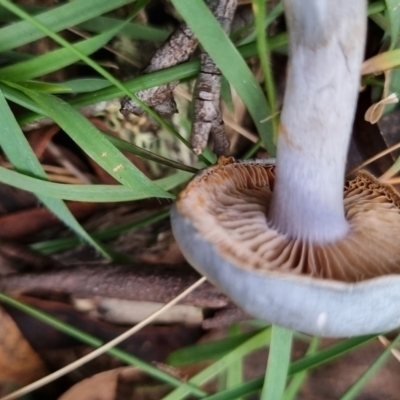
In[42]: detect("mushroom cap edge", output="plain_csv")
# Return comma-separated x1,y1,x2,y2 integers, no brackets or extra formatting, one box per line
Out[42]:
171,205,400,337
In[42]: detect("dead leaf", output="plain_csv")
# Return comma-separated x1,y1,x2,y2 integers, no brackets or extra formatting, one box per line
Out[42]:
0,305,48,390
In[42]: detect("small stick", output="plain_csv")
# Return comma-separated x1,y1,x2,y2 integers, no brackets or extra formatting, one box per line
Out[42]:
120,23,199,116
191,0,237,156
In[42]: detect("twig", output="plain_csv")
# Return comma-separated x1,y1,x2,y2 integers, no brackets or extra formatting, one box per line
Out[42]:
120,23,199,116
191,0,237,156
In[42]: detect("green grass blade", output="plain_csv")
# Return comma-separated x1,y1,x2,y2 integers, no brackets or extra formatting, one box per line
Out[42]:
0,292,206,397
0,165,183,202
0,0,133,52
289,335,377,375
78,16,169,41
16,87,173,199
168,331,260,366
385,0,400,49
104,134,199,173
260,326,293,400
0,28,120,81
1,0,212,165
226,325,243,398
32,210,170,254
253,0,279,141
283,337,319,400
58,78,111,93
170,0,276,156
202,335,376,400
0,90,110,258
237,2,283,45
16,34,287,126
162,328,271,400
339,334,400,400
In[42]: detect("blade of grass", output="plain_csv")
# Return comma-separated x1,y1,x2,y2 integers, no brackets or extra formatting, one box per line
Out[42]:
0,3,168,42
168,331,260,366
253,0,279,141
260,325,293,400
0,90,110,258
283,337,319,400
162,328,271,400
0,291,207,400
104,134,199,173
339,333,400,400
12,85,173,198
226,324,243,398
0,28,121,81
15,34,288,126
78,15,169,41
170,0,276,156
0,82,198,173
0,0,133,52
58,78,111,93
236,2,283,45
384,0,400,49
31,209,170,254
202,335,376,400
0,163,190,202
0,0,213,165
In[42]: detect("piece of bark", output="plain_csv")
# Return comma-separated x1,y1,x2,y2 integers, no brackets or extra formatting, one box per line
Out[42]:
191,0,237,156
120,23,199,116
0,263,228,308
191,53,229,155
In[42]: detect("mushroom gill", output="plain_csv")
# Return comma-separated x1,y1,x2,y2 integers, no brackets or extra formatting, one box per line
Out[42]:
176,159,400,283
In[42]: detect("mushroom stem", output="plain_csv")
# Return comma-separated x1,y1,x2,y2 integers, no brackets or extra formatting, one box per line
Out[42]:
268,0,366,243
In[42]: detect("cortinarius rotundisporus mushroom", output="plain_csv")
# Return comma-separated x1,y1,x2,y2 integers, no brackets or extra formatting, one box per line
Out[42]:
171,0,400,337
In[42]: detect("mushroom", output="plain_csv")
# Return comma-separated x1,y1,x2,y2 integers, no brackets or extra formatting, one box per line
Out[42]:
171,0,400,337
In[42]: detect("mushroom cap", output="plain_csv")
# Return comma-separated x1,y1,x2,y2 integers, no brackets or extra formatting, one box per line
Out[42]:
171,158,400,337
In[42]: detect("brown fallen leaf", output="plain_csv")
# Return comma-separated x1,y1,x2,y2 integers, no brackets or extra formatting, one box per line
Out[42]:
0,304,48,393
0,202,105,240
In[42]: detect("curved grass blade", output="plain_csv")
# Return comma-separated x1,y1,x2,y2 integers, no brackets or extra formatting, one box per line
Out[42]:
0,0,133,52
202,335,377,400
162,328,271,400
260,326,293,400
0,90,110,258
339,334,400,400
78,16,169,41
59,78,111,93
0,28,121,81
105,134,199,173
283,337,319,400
168,331,260,366
32,210,170,254
16,86,173,199
16,34,288,126
170,0,276,156
0,166,177,202
0,0,212,165
253,0,279,141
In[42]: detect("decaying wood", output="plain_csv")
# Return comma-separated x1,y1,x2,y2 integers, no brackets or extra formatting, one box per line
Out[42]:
120,23,199,116
0,263,228,308
191,0,237,156
120,0,237,156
